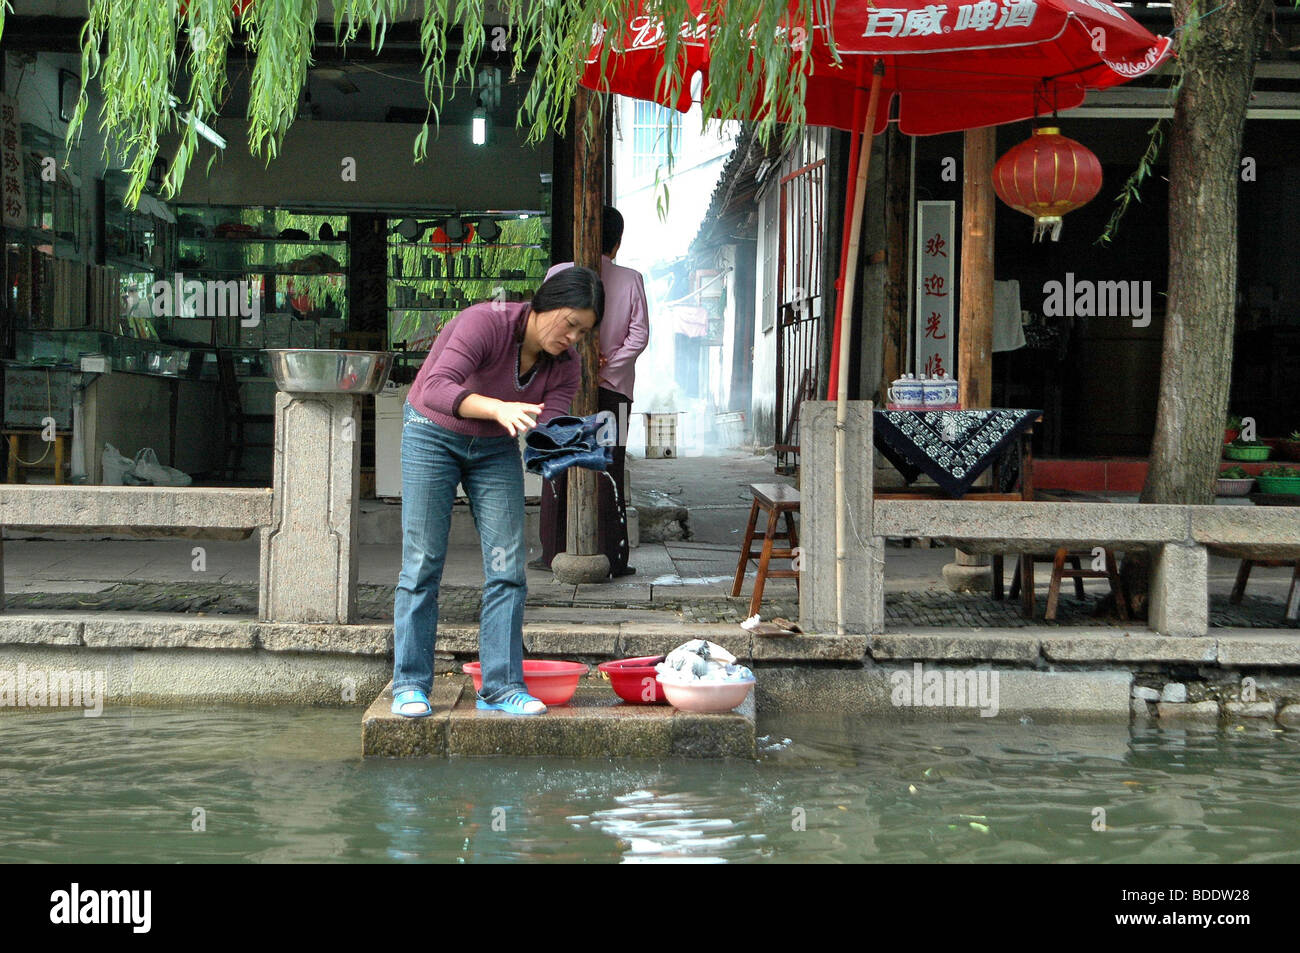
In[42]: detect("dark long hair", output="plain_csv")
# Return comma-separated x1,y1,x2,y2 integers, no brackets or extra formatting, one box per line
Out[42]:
532,266,605,327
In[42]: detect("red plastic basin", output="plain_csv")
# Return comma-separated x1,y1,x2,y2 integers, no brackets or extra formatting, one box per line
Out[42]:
597,656,669,705
462,660,588,706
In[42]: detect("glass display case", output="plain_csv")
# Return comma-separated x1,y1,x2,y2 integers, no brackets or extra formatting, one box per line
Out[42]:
11,328,269,381
386,213,549,351
172,205,349,348
4,123,89,330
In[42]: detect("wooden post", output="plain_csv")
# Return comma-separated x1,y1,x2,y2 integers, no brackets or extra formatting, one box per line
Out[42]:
552,86,611,584
881,125,908,402
944,126,997,594
958,127,996,409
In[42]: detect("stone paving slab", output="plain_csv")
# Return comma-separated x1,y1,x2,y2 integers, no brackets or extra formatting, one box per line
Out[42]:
870,630,1042,663
1042,632,1219,664
362,679,462,757
364,678,756,758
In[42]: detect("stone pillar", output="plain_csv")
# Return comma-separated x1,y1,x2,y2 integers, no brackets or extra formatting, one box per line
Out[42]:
799,400,885,634
1149,542,1209,637
259,392,361,623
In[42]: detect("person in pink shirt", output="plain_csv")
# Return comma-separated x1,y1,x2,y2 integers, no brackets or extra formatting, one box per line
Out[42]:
393,267,603,718
534,206,649,577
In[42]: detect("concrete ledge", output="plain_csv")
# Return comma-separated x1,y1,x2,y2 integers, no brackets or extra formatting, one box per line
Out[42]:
755,665,1132,718
875,501,1190,546
617,623,753,663
256,622,391,655
0,485,273,530
1043,632,1217,664
1193,508,1300,553
0,616,84,646
871,630,1041,663
0,643,389,706
361,678,756,758
1216,632,1300,666
523,624,619,656
83,615,254,650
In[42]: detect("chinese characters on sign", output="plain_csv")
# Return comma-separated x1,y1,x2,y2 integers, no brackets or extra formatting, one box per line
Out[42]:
915,201,954,379
0,95,27,229
863,1,1039,39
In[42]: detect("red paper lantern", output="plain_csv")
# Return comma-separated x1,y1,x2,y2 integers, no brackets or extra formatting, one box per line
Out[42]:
992,127,1102,242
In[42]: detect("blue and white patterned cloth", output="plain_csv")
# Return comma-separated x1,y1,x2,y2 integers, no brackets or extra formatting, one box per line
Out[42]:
873,409,1041,498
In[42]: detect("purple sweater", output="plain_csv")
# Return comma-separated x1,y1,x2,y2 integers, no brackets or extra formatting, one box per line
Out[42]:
406,301,582,437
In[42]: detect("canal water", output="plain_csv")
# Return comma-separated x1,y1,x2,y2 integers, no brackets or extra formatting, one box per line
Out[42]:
3,708,1299,863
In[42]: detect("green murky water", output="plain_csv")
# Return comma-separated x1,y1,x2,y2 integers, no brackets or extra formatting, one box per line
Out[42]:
3,708,1299,863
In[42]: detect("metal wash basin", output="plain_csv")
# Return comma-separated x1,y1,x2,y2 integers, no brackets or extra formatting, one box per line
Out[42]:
264,349,396,394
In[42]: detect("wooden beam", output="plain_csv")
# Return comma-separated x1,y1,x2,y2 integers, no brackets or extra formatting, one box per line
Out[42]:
958,127,996,409
881,125,908,400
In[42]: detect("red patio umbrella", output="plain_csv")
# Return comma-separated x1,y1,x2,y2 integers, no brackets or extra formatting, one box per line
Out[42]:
580,0,1173,634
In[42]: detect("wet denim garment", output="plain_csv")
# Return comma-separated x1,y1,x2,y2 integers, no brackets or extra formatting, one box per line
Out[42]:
523,413,614,481
393,401,527,704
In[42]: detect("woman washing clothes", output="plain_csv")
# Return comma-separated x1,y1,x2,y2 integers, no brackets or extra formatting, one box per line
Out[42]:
392,267,604,717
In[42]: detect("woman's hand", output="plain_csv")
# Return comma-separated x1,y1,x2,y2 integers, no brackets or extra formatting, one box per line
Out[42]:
495,401,544,437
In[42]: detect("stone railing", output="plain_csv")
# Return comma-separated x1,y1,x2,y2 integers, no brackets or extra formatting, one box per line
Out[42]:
799,400,1300,637
1,392,363,623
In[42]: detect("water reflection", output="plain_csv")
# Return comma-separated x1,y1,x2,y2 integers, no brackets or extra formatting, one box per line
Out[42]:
2,708,1299,862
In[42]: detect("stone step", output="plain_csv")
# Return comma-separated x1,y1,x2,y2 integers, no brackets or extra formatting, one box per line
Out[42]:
362,677,755,758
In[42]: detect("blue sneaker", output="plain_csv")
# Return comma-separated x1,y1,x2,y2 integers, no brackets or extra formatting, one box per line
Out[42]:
476,690,548,715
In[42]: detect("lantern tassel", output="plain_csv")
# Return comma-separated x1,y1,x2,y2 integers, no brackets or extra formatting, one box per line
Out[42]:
1032,219,1064,242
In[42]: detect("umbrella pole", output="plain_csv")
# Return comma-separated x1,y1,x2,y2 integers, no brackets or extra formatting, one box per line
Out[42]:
835,61,885,638
826,63,868,401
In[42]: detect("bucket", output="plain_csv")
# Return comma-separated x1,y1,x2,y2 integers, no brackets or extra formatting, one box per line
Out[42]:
644,413,679,459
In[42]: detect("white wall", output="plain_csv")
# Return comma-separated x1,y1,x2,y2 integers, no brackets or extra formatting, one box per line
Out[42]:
611,97,738,427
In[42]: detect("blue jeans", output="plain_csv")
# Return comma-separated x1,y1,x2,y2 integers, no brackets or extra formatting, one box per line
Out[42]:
393,402,527,704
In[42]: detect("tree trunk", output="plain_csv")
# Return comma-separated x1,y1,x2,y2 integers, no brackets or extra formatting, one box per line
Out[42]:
1115,0,1272,617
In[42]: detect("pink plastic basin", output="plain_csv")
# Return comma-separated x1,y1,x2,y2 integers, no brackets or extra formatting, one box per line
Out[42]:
462,660,588,706
597,656,668,705
656,676,755,713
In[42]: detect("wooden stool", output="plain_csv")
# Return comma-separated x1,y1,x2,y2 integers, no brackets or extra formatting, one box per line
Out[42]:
5,429,69,484
1230,559,1300,622
1010,547,1128,620
731,483,800,617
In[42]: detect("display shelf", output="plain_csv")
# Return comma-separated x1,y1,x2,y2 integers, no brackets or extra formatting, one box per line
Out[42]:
173,266,348,277
179,236,348,246
171,204,349,338
385,213,549,350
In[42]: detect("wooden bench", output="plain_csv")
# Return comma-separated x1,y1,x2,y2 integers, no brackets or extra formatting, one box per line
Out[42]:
731,483,800,617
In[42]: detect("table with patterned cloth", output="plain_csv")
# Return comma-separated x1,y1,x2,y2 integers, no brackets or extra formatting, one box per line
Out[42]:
873,409,1043,498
